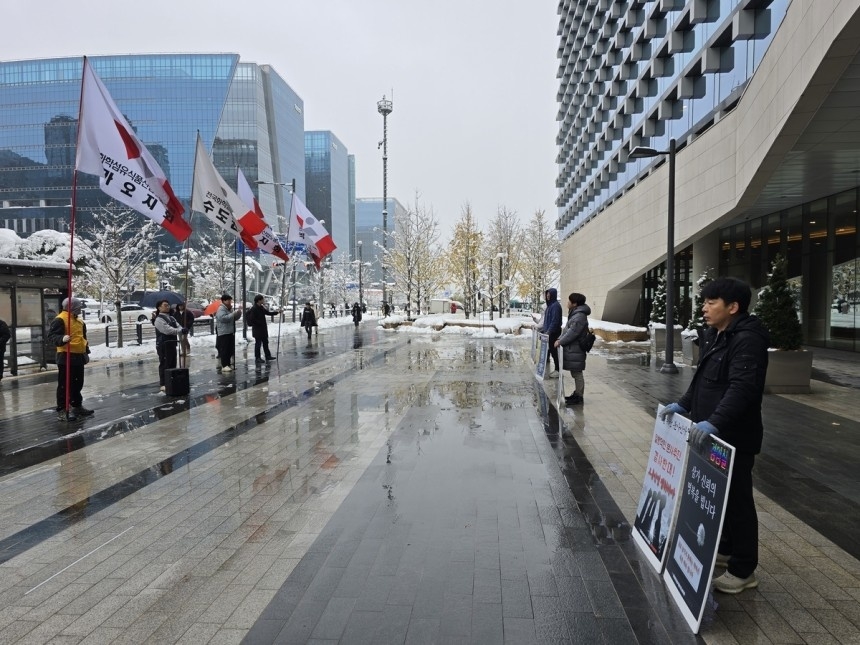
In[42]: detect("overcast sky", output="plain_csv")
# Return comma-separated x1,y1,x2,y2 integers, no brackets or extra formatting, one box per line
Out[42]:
5,0,559,236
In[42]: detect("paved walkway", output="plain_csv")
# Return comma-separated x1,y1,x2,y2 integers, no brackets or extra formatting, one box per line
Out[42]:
0,326,857,644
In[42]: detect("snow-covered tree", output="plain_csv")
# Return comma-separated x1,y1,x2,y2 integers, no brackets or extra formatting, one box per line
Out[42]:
687,267,714,333
447,203,483,318
650,273,679,325
385,195,447,317
517,209,559,310
486,206,523,317
754,253,802,350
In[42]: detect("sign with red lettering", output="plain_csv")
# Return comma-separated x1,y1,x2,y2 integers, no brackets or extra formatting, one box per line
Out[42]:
663,435,735,633
633,407,691,572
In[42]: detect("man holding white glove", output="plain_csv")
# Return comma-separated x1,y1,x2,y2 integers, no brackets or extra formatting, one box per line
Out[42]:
48,297,93,421
660,277,769,595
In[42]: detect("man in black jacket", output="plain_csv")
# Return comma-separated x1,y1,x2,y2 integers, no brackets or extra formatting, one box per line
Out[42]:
247,295,277,363
660,277,769,595
0,317,10,382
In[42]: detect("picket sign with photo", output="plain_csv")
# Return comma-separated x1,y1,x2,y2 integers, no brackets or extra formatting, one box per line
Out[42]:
633,407,692,573
534,333,549,380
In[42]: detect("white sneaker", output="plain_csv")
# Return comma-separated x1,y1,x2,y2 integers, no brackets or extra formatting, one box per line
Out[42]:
547,371,559,379
159,386,166,393
715,552,730,567
713,571,758,594
221,365,233,372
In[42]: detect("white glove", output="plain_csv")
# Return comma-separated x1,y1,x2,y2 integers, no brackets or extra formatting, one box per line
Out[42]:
62,335,71,343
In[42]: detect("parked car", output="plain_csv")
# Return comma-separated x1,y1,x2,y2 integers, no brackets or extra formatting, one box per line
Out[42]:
100,303,156,324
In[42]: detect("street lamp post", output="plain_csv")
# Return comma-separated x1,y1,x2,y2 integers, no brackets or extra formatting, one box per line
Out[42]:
378,95,393,308
630,138,678,374
357,241,364,307
497,252,507,318
255,178,296,235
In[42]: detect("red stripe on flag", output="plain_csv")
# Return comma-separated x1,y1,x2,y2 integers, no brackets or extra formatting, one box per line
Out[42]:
114,121,141,160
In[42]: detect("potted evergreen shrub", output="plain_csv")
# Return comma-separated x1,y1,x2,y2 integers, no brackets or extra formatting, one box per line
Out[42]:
682,268,714,365
649,273,681,355
754,253,812,393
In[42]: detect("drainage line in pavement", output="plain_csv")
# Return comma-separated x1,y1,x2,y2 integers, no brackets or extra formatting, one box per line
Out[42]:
0,342,403,566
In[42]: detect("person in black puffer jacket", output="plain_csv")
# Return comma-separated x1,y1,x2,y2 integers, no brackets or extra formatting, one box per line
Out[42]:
555,292,591,405
659,277,770,596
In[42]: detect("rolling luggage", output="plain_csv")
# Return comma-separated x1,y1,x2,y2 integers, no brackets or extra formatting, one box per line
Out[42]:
165,367,190,396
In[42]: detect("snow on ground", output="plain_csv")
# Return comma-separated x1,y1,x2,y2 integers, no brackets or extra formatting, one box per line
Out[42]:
79,312,653,364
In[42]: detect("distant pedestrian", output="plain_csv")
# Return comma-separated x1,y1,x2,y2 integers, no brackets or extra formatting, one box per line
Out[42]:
554,293,591,405
538,288,562,376
215,294,243,372
153,299,184,392
300,302,317,340
450,302,457,315
47,297,93,421
247,295,277,363
172,302,195,357
0,317,10,382
659,277,769,595
352,302,362,327
382,301,391,317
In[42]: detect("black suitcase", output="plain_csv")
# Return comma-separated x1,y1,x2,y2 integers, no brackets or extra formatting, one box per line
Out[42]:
165,368,190,396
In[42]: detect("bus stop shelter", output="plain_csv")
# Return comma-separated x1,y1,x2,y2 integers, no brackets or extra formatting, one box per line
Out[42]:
0,259,69,376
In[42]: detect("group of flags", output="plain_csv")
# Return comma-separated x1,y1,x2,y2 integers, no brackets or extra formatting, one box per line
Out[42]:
74,57,336,268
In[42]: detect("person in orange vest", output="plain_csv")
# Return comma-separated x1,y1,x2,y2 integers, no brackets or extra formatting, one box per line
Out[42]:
47,297,93,422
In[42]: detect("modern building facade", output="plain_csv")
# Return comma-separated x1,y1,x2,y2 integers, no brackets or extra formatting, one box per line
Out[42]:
354,197,406,288
304,131,352,262
556,0,860,352
0,54,305,246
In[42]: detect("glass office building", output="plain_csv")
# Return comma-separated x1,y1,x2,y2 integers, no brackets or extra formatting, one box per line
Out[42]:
305,131,352,262
0,54,304,245
556,1,860,352
355,197,406,287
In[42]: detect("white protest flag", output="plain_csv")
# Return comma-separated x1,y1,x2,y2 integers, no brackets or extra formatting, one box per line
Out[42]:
288,193,337,268
75,57,191,242
190,135,266,250
236,168,289,262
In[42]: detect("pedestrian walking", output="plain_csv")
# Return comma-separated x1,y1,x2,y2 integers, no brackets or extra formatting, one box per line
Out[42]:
382,301,391,317
538,288,562,376
300,302,317,340
172,302,195,357
659,277,769,595
247,295,277,363
351,302,362,327
153,299,184,392
0,317,10,382
215,294,242,372
47,297,93,421
554,292,591,405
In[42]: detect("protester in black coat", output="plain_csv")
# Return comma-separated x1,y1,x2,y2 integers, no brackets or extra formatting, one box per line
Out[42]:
172,303,195,357
300,303,317,340
0,318,10,382
555,293,591,405
660,277,770,596
246,295,277,363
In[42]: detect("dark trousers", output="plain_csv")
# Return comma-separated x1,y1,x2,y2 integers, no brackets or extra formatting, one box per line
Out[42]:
157,341,178,385
56,362,85,409
720,452,758,578
547,329,561,371
0,347,5,379
254,336,272,360
216,333,235,368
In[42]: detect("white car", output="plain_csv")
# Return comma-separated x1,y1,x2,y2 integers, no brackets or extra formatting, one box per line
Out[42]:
100,303,156,324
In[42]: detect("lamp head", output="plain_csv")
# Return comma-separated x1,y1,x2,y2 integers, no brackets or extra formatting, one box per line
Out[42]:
629,146,663,159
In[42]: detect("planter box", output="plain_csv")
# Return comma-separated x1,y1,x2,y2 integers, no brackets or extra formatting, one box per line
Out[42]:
681,335,700,366
595,329,648,342
649,327,683,354
765,350,813,394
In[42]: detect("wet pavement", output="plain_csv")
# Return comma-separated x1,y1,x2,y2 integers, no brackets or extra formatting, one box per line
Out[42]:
0,325,858,644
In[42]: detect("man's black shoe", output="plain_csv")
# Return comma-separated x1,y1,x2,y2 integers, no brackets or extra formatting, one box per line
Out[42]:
255,358,265,364
565,394,584,406
265,355,275,361
57,409,78,422
72,406,94,417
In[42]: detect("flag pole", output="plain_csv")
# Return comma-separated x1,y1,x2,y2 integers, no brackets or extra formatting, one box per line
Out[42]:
60,56,89,420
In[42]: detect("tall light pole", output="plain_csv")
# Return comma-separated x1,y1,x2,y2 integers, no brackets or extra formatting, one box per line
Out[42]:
497,252,507,318
255,178,296,235
357,240,364,306
630,138,678,374
377,95,393,308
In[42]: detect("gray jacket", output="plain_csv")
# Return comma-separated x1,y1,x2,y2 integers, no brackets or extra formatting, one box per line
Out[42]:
558,304,591,372
215,303,242,336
